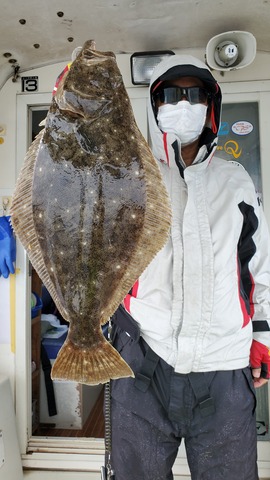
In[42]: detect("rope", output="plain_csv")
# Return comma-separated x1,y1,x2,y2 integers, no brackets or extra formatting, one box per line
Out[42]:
102,320,115,479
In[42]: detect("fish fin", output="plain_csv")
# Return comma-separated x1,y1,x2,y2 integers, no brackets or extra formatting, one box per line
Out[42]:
51,337,134,385
11,131,69,322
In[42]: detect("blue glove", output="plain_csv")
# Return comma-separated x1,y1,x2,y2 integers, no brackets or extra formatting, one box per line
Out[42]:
0,216,16,278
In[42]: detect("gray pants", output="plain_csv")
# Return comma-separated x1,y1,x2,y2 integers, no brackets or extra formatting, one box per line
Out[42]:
110,329,258,480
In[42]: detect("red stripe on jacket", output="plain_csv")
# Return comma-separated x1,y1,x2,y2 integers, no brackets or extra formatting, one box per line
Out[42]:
237,257,251,328
163,133,170,166
249,273,255,318
123,280,139,313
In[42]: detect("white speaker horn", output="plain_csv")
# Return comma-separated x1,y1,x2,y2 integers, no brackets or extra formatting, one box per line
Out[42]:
206,31,257,71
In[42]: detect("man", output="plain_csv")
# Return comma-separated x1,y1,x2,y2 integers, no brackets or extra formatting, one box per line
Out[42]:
109,55,270,479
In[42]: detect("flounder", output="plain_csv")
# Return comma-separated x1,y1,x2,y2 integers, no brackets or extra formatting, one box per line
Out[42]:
11,40,171,385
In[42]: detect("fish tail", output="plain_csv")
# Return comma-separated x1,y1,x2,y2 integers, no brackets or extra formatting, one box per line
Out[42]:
51,337,134,385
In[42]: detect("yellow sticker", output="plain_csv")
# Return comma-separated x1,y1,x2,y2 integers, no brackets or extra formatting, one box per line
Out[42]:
224,140,242,159
0,137,4,144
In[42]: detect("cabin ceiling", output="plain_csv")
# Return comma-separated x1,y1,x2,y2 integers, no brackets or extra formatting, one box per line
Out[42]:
1,0,270,89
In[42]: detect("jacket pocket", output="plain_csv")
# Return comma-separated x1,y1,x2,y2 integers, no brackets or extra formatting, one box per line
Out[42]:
113,327,132,354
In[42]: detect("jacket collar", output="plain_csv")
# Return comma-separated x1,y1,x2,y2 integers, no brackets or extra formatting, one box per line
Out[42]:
149,122,217,175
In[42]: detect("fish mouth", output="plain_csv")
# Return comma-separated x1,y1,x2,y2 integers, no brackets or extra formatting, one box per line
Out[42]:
80,39,115,62
82,50,115,63
83,39,96,51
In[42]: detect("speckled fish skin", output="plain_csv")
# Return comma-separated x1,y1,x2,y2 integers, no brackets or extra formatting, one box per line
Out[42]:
11,40,172,385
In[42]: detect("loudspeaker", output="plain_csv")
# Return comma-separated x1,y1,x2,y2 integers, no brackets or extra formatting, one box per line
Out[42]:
206,31,256,71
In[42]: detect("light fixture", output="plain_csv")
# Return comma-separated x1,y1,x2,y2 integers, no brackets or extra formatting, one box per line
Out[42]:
206,31,256,71
130,50,175,85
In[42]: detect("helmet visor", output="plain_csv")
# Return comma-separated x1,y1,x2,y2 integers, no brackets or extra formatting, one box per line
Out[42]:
153,86,211,106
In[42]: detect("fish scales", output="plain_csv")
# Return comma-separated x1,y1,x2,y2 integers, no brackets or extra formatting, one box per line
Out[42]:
11,40,172,385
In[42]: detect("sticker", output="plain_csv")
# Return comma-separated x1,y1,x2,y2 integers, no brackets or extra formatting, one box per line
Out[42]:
0,138,4,145
21,76,38,92
224,140,242,159
232,121,253,136
218,121,230,136
0,124,6,135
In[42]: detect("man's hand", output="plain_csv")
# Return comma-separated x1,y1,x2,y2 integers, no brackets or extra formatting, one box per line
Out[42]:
250,339,270,389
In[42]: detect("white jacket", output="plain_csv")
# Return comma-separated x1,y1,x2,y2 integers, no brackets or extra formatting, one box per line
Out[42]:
124,55,270,373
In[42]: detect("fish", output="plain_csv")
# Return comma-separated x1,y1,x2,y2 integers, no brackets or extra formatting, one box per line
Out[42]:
10,39,172,385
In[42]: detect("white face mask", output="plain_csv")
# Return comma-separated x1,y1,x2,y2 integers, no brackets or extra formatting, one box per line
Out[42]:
157,101,208,146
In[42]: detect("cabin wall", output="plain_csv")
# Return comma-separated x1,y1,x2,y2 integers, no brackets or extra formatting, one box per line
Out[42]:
1,47,270,478
2,46,270,391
